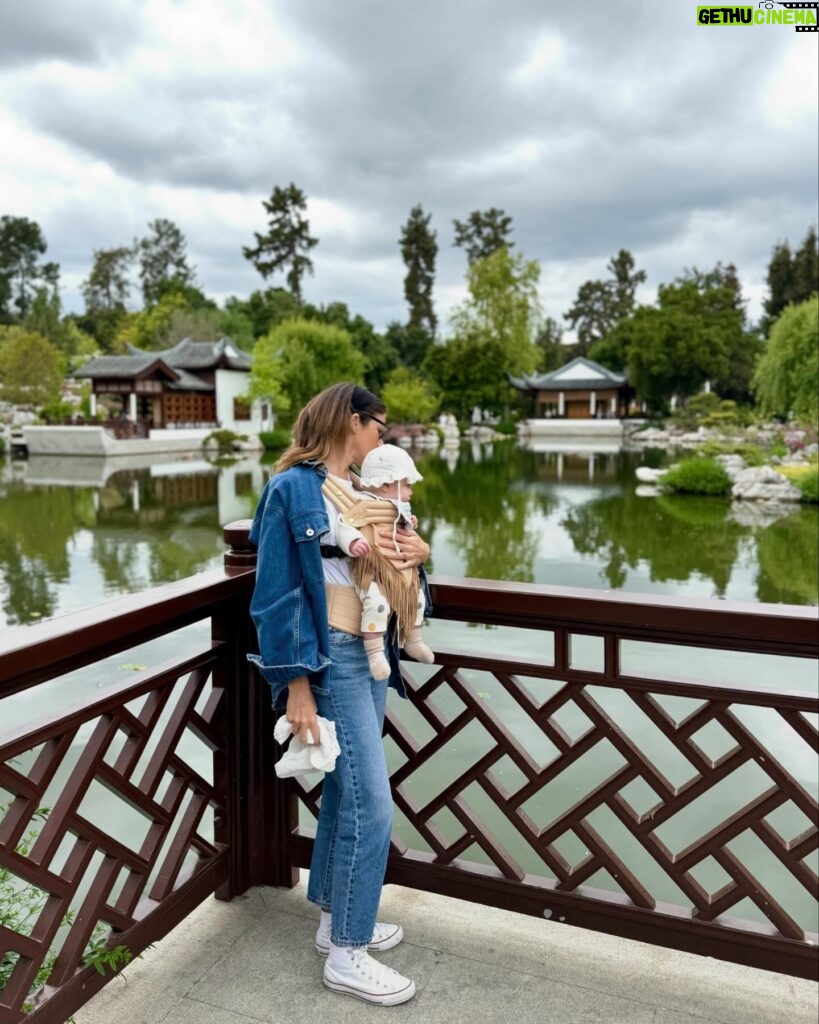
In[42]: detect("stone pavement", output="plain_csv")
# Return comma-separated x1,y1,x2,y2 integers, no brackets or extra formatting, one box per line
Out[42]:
74,876,817,1024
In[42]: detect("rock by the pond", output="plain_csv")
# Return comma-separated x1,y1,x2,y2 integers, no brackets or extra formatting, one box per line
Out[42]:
635,466,666,483
731,465,802,502
714,454,746,480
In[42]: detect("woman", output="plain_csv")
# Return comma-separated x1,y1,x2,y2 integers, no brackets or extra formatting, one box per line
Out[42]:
248,382,431,1006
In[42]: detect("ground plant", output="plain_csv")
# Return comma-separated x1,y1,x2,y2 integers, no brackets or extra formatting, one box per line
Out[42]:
661,457,732,496
259,427,292,450
777,464,819,503
203,429,248,453
0,802,133,1013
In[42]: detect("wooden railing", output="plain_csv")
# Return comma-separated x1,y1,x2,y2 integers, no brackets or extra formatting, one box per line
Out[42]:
0,521,816,1022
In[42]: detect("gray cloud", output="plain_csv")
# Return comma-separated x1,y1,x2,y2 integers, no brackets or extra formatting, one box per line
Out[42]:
2,0,817,327
0,0,141,68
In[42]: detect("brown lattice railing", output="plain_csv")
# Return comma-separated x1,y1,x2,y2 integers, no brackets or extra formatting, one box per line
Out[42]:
0,521,817,1023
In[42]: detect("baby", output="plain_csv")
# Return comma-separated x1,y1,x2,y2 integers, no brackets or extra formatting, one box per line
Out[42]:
334,445,434,679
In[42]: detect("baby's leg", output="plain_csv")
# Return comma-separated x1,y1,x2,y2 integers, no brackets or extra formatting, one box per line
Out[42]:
403,585,434,664
358,581,391,680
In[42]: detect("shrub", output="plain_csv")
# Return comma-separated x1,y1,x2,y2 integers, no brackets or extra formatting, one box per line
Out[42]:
259,428,292,450
778,464,819,503
669,391,720,430
661,457,732,496
696,440,766,466
796,467,819,503
203,429,247,453
493,419,518,436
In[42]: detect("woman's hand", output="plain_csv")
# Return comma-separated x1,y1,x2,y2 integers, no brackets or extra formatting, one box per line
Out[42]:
286,677,320,744
378,526,430,570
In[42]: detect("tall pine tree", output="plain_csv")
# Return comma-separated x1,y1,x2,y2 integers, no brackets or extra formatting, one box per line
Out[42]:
453,208,514,265
400,204,437,336
243,184,318,303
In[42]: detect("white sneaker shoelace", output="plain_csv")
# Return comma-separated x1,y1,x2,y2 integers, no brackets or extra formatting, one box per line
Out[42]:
324,947,415,1005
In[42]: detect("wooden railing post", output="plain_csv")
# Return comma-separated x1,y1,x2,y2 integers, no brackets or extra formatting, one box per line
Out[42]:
215,520,298,900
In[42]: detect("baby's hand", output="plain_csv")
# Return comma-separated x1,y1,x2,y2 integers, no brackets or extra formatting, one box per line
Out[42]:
349,538,371,557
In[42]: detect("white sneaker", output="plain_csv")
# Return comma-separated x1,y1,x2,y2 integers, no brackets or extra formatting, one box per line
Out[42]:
323,945,416,1005
315,920,403,957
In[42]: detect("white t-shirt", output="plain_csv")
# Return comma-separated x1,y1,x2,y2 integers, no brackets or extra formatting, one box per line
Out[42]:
321,474,354,586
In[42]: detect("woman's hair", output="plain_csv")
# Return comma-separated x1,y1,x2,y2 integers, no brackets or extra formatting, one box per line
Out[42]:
274,382,386,474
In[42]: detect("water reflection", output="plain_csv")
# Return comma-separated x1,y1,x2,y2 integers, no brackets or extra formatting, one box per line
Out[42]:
0,454,265,627
1,442,816,628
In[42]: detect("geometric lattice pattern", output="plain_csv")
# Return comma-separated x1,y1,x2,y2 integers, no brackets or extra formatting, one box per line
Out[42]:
291,653,819,947
0,647,225,1023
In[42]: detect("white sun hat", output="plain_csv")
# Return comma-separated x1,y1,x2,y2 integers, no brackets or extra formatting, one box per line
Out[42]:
359,445,423,488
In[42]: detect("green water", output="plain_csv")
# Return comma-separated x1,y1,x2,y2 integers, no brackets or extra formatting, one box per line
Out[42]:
1,443,817,629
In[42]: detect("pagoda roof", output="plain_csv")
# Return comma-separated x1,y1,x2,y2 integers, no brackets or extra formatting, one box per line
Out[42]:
509,356,627,392
125,336,251,371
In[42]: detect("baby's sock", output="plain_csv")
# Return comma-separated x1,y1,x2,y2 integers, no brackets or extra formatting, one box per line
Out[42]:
363,636,390,679
403,627,434,664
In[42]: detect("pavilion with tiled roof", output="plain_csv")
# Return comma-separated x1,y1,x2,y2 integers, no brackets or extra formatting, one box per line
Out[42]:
510,356,631,420
74,338,257,429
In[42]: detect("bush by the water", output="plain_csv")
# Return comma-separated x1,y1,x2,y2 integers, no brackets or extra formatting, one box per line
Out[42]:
203,429,247,453
661,457,732,496
778,464,819,503
696,439,767,466
259,428,292,450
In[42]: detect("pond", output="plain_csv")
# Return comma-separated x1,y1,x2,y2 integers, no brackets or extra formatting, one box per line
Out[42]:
1,440,817,628
1,442,816,935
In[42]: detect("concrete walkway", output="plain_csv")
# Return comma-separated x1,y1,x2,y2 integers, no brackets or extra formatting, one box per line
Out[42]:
74,876,817,1024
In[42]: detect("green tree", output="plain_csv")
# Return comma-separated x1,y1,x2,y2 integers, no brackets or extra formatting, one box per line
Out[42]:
0,216,51,321
302,301,398,393
761,228,818,334
792,226,818,305
383,321,432,373
381,367,439,424
165,307,225,345
400,204,437,334
250,318,365,422
453,208,514,265
82,245,134,313
535,316,566,372
243,183,318,302
113,291,189,352
0,329,65,405
24,285,69,352
752,294,819,422
423,336,511,420
449,246,541,376
224,287,302,341
565,248,646,357
137,219,196,305
592,265,753,409
80,245,134,348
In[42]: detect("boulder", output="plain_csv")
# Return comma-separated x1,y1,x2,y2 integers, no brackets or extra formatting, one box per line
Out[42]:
714,454,746,481
731,465,802,502
635,466,666,483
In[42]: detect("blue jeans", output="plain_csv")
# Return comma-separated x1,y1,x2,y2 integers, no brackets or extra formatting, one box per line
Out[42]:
306,628,392,947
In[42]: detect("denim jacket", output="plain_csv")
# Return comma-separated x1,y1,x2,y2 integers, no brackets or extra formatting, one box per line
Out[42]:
247,462,431,707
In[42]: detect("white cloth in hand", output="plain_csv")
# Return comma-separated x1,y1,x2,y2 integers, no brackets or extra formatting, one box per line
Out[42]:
273,714,340,778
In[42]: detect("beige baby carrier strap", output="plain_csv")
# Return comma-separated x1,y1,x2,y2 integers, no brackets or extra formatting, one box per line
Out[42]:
321,477,421,640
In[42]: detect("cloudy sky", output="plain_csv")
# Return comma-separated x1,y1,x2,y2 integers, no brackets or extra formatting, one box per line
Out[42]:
1,0,817,334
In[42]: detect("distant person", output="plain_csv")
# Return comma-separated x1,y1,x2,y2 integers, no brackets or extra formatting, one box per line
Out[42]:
248,382,430,1006
324,444,434,680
